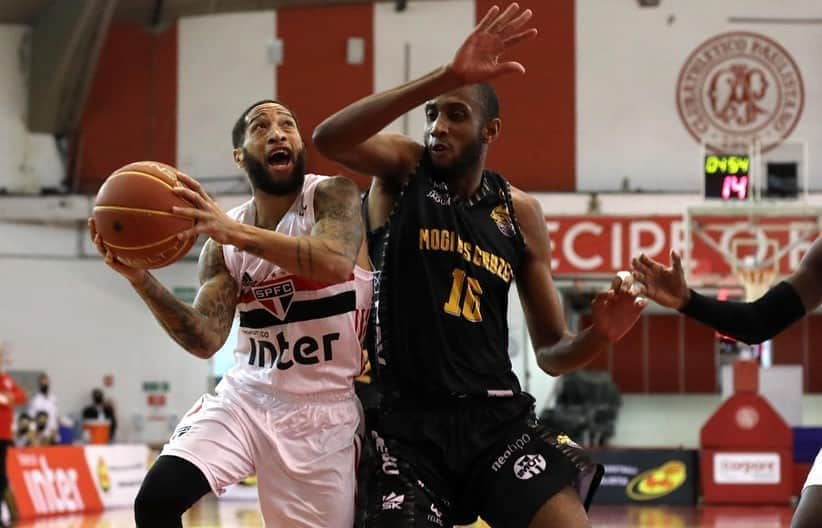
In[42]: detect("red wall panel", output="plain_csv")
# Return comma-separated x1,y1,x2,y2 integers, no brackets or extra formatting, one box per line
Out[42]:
647,315,681,393
611,318,645,393
75,23,177,193
277,4,374,189
475,0,575,191
806,315,822,392
683,318,717,393
772,318,805,365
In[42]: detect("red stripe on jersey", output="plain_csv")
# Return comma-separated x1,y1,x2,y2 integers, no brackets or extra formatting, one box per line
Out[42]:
239,273,356,303
355,308,370,344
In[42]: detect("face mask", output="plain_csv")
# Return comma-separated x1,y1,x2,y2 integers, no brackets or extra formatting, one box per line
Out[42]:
39,385,49,395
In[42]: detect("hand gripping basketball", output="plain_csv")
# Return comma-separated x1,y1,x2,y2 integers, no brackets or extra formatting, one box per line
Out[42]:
92,161,198,270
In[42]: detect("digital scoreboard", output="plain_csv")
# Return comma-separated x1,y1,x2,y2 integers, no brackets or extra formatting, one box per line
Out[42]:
704,155,750,201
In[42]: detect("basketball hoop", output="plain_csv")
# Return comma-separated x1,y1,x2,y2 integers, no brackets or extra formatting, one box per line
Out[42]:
733,263,778,302
684,204,822,295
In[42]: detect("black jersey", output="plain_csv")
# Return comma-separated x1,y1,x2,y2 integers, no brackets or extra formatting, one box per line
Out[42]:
354,191,386,414
375,155,526,404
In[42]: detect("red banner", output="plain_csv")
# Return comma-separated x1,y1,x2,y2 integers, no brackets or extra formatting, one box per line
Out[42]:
7,447,103,519
545,215,818,279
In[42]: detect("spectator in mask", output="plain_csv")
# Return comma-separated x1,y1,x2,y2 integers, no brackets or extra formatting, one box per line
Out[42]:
27,373,58,437
81,388,117,442
14,414,34,448
32,411,57,446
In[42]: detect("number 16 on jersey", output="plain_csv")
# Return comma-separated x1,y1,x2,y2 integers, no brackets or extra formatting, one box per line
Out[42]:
443,268,483,322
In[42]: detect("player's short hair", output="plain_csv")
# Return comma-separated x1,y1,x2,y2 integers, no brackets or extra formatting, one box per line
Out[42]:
472,83,500,122
231,99,299,148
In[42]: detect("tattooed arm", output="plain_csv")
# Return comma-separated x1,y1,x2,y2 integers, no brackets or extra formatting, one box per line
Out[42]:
173,174,364,283
89,219,237,358
236,176,363,282
130,239,237,359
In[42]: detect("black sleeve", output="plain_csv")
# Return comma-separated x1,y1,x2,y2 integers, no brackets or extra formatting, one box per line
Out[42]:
679,281,806,344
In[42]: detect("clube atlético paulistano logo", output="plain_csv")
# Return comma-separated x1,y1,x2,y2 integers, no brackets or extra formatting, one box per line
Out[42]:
676,31,803,153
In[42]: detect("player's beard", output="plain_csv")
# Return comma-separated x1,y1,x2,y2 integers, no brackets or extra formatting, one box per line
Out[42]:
423,138,483,182
244,148,306,196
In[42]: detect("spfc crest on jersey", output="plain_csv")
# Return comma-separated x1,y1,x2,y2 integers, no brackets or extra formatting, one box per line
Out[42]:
252,278,295,320
491,204,515,238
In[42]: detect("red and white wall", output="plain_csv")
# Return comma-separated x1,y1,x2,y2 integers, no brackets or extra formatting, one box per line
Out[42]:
6,0,822,194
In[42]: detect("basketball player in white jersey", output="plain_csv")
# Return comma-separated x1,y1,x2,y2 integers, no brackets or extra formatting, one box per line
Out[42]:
88,100,372,527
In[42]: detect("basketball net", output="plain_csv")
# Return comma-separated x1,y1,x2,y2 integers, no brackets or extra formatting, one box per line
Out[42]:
733,262,778,302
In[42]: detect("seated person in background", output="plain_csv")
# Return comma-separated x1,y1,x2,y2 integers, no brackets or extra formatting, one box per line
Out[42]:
28,373,58,438
14,414,34,448
32,411,58,446
81,388,117,442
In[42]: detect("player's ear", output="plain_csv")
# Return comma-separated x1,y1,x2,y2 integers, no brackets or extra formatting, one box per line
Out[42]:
482,118,501,144
233,148,245,169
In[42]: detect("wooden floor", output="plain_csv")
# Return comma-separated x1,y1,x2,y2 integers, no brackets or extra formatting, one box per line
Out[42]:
11,498,797,527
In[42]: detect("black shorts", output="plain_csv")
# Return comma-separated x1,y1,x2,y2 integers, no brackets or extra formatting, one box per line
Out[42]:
360,394,602,528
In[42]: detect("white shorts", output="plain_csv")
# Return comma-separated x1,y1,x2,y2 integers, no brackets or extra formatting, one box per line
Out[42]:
804,448,822,490
160,389,361,527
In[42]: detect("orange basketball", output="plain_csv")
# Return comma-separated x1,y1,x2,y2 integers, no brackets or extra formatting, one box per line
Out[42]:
93,161,197,269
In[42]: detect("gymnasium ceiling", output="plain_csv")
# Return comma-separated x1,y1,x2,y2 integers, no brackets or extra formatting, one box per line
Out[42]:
1,0,412,136
0,0,409,25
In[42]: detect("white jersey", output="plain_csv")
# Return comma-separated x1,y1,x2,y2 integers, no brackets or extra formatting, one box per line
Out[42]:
219,174,372,398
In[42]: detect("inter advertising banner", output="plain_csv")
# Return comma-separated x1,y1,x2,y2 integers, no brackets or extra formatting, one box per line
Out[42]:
8,445,150,520
593,449,699,505
83,445,150,508
7,446,103,519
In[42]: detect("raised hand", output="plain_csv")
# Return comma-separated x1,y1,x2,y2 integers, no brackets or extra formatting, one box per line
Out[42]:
449,3,538,84
88,218,146,284
171,173,239,247
631,251,691,309
590,273,647,343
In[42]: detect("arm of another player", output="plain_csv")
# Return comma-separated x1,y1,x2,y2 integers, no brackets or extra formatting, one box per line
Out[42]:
513,190,645,376
89,218,237,358
312,3,536,182
172,174,364,284
630,241,822,344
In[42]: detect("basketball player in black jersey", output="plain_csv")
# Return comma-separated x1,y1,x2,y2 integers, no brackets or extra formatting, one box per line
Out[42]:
315,4,646,527
628,242,822,528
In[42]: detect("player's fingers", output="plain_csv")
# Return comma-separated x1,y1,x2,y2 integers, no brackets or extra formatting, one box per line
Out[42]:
671,250,684,273
176,224,207,240
501,8,533,34
172,187,209,208
488,3,520,33
633,255,655,275
476,5,500,31
634,297,648,309
93,234,108,256
502,28,538,47
175,172,204,193
172,206,209,220
491,61,526,79
638,252,662,270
